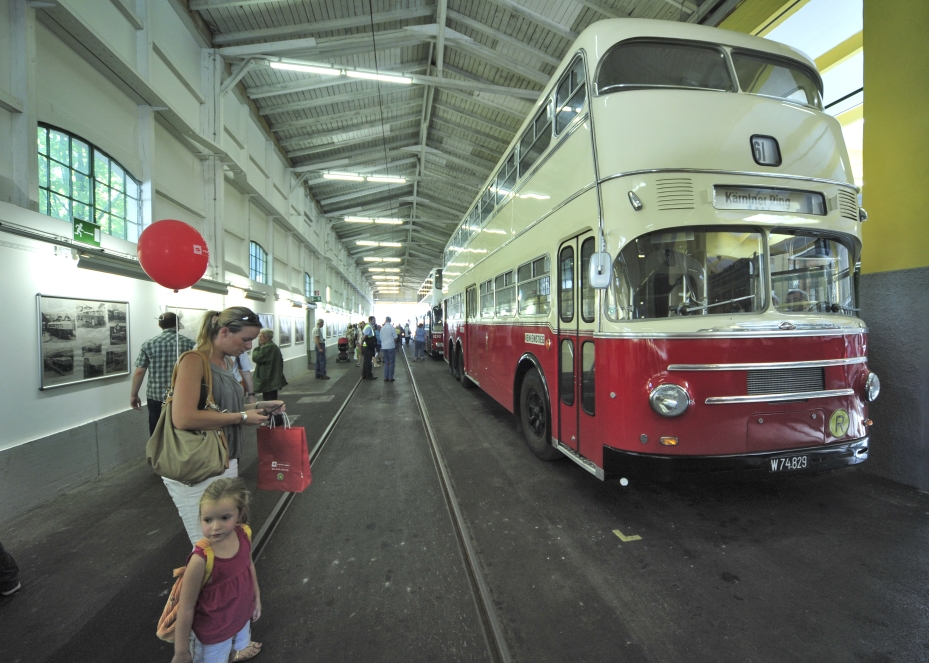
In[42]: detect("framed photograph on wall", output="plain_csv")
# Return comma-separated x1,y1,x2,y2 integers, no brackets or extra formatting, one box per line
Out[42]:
279,316,292,347
172,307,207,345
37,294,130,390
257,313,274,333
294,317,305,344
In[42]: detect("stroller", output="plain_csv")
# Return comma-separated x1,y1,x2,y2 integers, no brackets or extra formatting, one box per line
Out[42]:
336,337,350,362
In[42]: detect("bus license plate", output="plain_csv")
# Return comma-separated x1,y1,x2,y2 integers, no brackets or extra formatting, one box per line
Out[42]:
769,454,809,472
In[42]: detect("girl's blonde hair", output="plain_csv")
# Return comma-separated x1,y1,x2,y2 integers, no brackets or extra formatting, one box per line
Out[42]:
196,306,262,355
200,477,251,525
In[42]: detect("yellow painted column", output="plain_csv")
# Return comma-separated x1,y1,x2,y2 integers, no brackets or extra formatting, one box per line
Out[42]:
861,0,929,273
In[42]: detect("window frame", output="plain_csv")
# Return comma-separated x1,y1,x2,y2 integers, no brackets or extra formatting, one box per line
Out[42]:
249,241,268,284
555,56,588,135
37,124,142,242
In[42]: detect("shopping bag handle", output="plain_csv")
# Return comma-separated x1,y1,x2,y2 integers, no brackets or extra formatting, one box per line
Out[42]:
267,411,291,429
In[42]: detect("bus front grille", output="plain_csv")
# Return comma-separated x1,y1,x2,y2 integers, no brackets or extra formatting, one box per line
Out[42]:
747,367,825,395
656,178,694,210
838,190,858,221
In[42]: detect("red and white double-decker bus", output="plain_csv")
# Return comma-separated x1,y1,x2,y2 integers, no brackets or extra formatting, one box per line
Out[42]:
441,19,879,482
418,268,445,358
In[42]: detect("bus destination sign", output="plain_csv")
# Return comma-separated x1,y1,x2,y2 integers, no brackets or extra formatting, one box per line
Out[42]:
714,186,825,215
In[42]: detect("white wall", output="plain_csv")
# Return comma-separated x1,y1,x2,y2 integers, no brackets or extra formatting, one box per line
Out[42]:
0,0,373,455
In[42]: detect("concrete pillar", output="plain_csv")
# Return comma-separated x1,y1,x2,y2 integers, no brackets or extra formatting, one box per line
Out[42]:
858,0,929,489
10,0,37,210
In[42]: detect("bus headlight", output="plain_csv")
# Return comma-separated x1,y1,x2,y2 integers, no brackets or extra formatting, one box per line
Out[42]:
865,373,880,402
649,384,690,417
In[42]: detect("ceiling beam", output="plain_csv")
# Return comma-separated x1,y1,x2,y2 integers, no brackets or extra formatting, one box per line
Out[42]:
247,63,422,99
482,0,578,42
433,101,518,134
446,36,552,86
218,37,318,58
320,183,414,208
279,113,422,148
572,0,631,19
258,87,412,117
445,10,562,68
409,74,539,100
431,122,511,151
440,88,530,121
213,7,435,45
272,100,424,133
287,129,421,159
191,0,280,9
399,195,465,218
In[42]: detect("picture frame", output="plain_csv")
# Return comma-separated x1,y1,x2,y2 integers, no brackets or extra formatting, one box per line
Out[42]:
37,294,130,390
171,307,207,345
278,316,292,347
257,313,274,332
294,317,305,344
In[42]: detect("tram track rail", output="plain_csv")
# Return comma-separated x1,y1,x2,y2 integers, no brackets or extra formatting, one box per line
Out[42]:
250,348,512,663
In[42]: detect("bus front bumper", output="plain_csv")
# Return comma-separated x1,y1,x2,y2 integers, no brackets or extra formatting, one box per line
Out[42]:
602,437,869,481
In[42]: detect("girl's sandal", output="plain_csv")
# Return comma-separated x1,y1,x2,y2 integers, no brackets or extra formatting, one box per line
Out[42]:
232,642,262,661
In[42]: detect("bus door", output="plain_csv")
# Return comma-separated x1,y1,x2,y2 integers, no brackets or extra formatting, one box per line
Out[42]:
557,233,598,455
465,285,477,377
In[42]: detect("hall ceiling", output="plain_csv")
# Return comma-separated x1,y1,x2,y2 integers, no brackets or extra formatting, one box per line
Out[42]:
190,0,732,300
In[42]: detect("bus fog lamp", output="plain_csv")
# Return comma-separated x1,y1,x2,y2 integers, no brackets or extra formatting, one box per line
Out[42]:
649,384,689,417
866,373,880,402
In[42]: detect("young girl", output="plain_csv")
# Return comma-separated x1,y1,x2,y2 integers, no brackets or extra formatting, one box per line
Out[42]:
171,478,262,663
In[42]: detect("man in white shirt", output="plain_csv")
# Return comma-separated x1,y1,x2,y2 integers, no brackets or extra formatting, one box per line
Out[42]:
312,318,330,379
379,315,397,382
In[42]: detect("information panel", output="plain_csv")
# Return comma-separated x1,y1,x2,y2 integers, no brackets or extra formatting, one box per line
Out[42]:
714,186,825,215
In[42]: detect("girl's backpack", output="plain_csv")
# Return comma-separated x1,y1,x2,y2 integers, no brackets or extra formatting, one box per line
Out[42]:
155,524,252,642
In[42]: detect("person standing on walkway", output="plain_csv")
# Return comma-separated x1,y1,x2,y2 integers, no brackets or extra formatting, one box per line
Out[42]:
312,318,330,379
233,352,257,405
361,316,377,379
130,312,195,435
413,323,426,361
251,329,287,401
170,478,261,663
0,540,21,596
379,316,397,382
169,307,282,544
403,322,411,346
355,321,365,366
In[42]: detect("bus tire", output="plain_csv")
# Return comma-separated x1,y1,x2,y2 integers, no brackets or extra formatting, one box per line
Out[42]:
459,351,474,389
450,345,460,379
519,369,560,461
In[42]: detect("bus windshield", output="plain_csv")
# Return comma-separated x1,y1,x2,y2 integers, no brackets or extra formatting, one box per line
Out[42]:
596,40,734,94
769,233,856,314
731,50,822,110
605,228,765,320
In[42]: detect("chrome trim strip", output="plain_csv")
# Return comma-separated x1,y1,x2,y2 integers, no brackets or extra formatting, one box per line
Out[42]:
705,388,855,405
556,442,605,480
594,328,866,340
669,357,867,371
599,168,859,192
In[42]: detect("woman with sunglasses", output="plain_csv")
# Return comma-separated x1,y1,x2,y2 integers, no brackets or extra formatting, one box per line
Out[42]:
167,306,286,544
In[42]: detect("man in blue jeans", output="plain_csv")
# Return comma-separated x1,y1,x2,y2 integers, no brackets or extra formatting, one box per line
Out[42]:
379,315,396,382
313,318,330,379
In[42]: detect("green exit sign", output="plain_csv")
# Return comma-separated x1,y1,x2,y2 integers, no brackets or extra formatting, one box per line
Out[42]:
73,220,101,247
309,295,322,303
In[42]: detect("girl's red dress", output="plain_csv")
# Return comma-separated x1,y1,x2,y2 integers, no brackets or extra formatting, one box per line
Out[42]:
188,526,255,644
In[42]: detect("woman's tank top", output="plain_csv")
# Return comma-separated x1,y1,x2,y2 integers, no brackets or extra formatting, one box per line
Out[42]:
209,360,245,460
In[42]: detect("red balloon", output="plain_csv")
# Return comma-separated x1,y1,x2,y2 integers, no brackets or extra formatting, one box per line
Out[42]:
137,220,210,291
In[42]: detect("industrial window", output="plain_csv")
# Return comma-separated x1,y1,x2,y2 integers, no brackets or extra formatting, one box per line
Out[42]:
555,57,587,134
304,272,312,298
37,125,142,242
480,279,495,318
249,241,268,284
517,254,551,316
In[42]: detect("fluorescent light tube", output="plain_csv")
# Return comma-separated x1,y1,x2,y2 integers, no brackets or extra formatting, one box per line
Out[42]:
324,172,364,182
270,62,340,76
367,176,406,184
345,71,412,84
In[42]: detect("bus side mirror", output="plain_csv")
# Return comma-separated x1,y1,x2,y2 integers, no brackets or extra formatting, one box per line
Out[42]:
589,252,612,289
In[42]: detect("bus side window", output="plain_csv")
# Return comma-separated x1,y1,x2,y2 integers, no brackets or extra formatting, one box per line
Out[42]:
580,237,596,322
480,279,494,318
560,245,575,322
519,101,552,176
555,57,587,135
466,285,477,319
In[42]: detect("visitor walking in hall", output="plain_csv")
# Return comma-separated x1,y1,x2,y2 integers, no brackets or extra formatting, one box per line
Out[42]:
361,316,377,379
379,316,397,382
414,322,426,361
312,318,330,379
165,307,283,544
130,312,195,435
251,329,287,401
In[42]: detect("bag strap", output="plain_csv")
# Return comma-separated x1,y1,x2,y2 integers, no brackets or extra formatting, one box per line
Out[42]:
167,351,218,408
193,537,214,587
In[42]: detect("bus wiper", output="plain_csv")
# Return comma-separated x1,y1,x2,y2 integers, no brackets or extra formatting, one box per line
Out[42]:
825,302,860,313
681,294,755,314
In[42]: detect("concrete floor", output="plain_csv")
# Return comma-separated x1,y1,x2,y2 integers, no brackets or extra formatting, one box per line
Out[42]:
1,348,927,662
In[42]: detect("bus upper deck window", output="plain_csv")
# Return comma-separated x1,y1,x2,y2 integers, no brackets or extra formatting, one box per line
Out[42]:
596,40,734,95
730,51,823,110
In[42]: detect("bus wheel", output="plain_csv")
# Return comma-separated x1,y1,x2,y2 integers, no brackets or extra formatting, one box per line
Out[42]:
459,351,474,389
520,369,560,460
450,346,460,379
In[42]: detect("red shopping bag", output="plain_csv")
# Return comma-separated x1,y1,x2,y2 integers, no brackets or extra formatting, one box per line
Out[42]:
257,416,311,492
